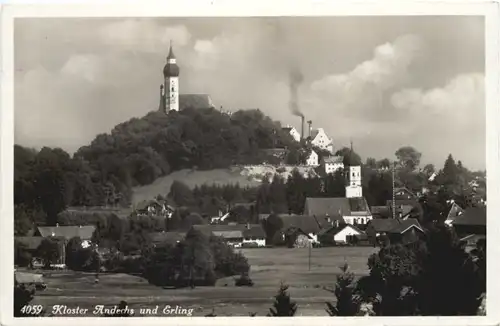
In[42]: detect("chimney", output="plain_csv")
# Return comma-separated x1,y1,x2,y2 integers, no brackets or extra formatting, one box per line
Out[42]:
307,120,312,138
301,116,305,140
335,220,340,228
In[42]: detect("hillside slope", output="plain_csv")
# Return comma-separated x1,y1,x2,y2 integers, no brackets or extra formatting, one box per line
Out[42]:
131,165,318,205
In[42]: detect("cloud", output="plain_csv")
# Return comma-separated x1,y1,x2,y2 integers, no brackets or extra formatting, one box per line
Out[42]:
391,73,485,125
307,34,424,121
14,17,485,170
99,19,192,53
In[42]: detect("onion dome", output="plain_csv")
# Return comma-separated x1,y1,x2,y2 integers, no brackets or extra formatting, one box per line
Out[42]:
163,43,180,77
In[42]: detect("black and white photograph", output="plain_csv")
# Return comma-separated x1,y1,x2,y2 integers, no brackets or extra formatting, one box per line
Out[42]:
1,1,499,323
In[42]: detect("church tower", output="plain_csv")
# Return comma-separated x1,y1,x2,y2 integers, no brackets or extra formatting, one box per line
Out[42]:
159,42,180,113
345,140,363,198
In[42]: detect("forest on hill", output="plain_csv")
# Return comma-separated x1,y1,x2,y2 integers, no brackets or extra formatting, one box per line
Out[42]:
14,107,300,228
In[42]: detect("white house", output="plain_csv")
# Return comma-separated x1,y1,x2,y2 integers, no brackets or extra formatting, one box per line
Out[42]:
332,224,364,243
310,128,334,153
306,150,319,166
282,125,301,142
323,155,344,174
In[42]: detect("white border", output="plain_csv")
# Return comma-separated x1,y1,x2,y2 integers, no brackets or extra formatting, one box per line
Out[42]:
1,1,499,326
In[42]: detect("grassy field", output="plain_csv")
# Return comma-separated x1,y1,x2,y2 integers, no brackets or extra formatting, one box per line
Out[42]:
31,247,377,317
132,168,261,205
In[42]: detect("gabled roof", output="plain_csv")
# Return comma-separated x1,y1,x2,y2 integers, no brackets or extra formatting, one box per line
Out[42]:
179,94,214,110
323,156,343,164
149,231,186,245
367,218,423,234
394,187,418,200
446,202,465,222
36,225,96,240
371,206,390,217
452,206,486,227
192,224,265,239
282,126,298,133
278,214,334,235
319,224,365,237
305,197,371,217
243,225,266,238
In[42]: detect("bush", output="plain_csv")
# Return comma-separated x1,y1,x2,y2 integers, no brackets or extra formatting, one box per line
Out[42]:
268,282,297,316
14,240,32,267
235,274,254,287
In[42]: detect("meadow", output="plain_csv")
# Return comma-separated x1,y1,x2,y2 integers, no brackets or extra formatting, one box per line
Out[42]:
32,247,377,317
131,168,260,205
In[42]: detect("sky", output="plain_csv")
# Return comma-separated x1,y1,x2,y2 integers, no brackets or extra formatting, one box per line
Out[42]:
14,16,485,170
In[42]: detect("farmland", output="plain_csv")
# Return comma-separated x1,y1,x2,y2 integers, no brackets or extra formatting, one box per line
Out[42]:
32,247,377,317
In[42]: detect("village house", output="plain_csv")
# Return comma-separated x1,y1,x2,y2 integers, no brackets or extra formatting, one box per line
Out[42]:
21,225,97,266
276,213,337,244
305,149,319,167
452,206,486,239
322,155,344,175
282,125,301,142
134,199,175,218
444,202,465,226
309,128,334,153
283,227,316,248
317,223,366,246
304,197,373,226
193,224,267,247
365,218,424,246
149,231,187,248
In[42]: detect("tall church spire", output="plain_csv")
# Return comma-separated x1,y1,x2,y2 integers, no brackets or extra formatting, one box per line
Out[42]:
167,40,176,60
162,42,180,112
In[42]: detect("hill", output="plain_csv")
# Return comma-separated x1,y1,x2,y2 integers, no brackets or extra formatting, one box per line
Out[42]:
132,168,260,205
131,165,319,205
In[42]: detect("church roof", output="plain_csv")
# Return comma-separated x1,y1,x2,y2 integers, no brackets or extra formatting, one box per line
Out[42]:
179,94,214,110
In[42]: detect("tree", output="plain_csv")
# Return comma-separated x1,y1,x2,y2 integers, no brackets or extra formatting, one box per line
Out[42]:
268,282,297,316
325,263,359,316
335,147,362,166
422,164,435,176
395,146,422,171
14,205,33,236
262,214,283,244
14,280,38,317
169,181,195,207
32,152,69,225
181,212,206,230
417,225,483,315
14,240,32,267
36,238,61,268
365,157,377,169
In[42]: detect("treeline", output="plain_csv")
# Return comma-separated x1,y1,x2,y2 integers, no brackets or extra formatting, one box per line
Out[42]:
14,108,299,228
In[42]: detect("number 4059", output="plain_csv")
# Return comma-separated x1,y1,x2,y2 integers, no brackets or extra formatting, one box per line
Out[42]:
20,305,43,315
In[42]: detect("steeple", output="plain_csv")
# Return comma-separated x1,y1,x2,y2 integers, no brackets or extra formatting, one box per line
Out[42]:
162,42,180,112
167,40,176,60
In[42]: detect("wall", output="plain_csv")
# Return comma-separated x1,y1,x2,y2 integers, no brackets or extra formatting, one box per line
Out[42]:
242,237,266,247
333,227,361,243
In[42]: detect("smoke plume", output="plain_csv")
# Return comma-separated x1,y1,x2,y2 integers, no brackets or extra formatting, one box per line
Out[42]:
289,67,304,118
